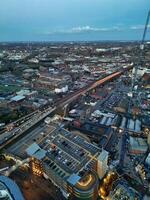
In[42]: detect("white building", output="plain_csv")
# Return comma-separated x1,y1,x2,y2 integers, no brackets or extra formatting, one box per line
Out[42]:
97,149,109,179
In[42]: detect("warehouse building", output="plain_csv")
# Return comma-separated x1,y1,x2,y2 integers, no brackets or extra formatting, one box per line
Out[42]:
129,137,148,154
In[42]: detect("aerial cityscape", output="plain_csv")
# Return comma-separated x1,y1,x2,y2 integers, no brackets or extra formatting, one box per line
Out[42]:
0,1,150,200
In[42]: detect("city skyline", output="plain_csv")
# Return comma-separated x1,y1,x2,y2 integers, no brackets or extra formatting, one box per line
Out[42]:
0,0,149,41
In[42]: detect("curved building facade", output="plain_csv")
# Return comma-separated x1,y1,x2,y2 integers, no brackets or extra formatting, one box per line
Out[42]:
0,176,24,200
68,171,99,200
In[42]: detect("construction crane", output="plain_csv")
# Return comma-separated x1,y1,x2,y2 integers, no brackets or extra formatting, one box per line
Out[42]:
128,10,150,114
132,10,150,93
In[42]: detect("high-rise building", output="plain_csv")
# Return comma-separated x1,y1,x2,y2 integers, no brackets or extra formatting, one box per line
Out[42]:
97,149,109,179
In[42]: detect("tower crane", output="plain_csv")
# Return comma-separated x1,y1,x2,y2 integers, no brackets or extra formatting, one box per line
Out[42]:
132,10,150,93
128,10,150,114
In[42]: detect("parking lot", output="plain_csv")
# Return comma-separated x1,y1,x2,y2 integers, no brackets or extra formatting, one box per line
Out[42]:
38,127,100,175
7,124,55,158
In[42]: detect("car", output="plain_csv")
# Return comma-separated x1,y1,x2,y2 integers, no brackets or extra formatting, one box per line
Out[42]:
58,150,62,154
63,159,68,164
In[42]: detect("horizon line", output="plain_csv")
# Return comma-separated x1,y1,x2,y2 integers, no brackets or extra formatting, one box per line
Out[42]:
0,39,150,43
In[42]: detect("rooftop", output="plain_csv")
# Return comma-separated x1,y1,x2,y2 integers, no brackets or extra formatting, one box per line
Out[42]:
67,174,81,186
129,136,148,153
97,149,108,162
74,171,98,191
26,142,46,160
0,176,24,200
26,127,101,177
11,95,25,102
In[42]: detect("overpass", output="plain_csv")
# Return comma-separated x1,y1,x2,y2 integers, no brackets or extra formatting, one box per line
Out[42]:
55,71,123,108
0,65,132,150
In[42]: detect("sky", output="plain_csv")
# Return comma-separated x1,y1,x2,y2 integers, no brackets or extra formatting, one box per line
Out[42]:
0,0,149,41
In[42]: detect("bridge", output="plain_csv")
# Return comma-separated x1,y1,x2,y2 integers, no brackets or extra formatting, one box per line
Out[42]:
0,65,132,150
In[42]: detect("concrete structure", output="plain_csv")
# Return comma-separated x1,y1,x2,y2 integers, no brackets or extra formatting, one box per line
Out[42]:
67,171,99,200
97,149,109,179
26,127,101,200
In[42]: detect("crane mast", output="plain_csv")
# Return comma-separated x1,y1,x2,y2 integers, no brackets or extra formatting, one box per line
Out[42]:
132,10,150,92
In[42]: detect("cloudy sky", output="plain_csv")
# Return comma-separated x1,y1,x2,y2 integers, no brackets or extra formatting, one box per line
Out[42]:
0,0,149,41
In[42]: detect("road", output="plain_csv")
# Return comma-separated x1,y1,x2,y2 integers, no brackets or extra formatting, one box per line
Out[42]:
0,65,132,150
7,125,55,158
119,131,128,167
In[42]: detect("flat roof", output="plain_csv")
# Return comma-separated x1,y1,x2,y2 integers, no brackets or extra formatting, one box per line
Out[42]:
11,95,25,102
26,142,39,155
97,149,108,162
130,137,147,147
75,171,98,191
26,142,46,160
67,174,81,186
129,137,148,152
26,127,101,177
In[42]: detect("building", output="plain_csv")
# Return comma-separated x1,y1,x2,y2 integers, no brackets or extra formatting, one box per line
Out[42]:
26,143,45,176
119,117,142,134
34,73,70,90
143,195,150,200
0,176,24,200
109,183,140,200
97,149,109,179
26,127,102,200
147,133,150,147
129,136,148,154
145,153,150,167
67,171,99,200
10,95,25,102
114,98,129,113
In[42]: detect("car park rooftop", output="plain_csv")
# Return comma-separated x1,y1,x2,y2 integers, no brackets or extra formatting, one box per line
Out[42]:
26,127,101,176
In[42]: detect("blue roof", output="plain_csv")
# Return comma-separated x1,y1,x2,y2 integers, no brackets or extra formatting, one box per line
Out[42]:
26,143,46,160
0,176,24,200
26,142,40,155
11,95,25,102
33,149,46,160
67,174,81,186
